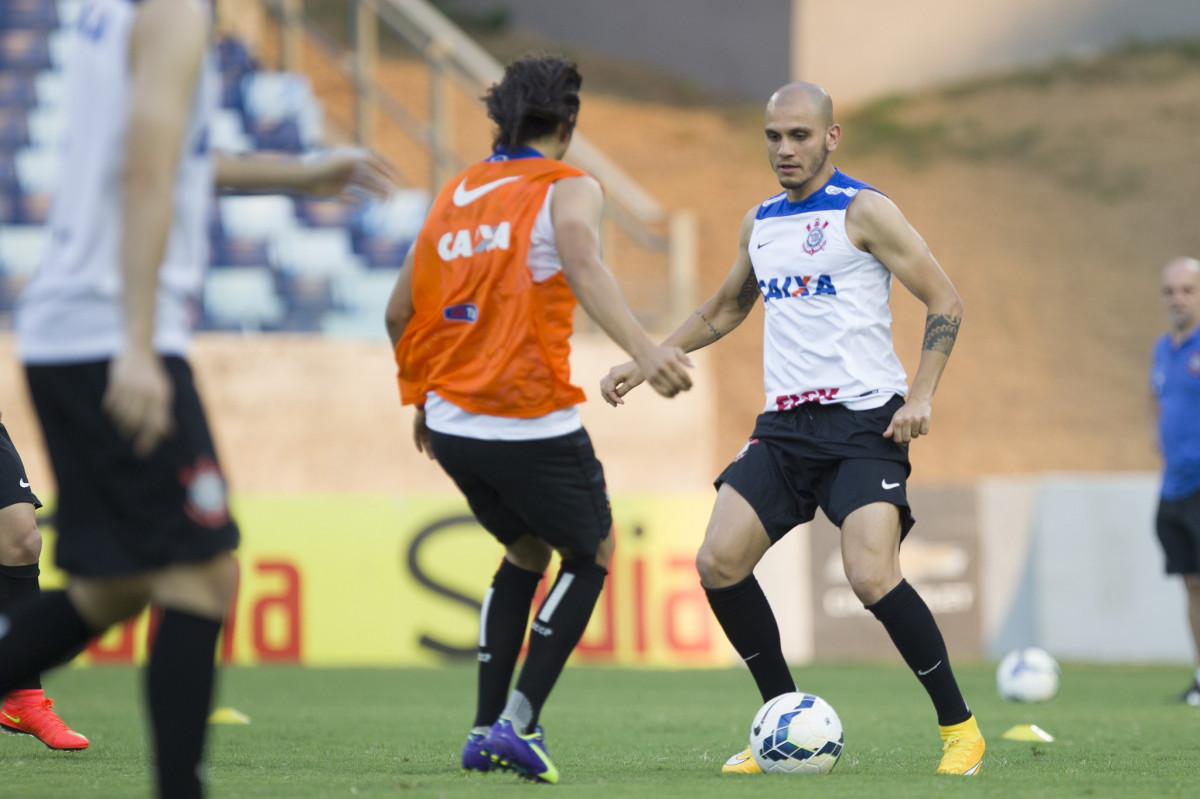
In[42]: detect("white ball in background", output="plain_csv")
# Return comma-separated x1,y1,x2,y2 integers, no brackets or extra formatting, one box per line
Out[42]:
997,647,1061,703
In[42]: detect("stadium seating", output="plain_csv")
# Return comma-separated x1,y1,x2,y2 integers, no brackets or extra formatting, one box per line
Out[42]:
0,223,47,275
0,222,45,312
0,4,430,339
0,0,60,32
202,267,286,333
0,72,35,107
211,108,253,154
0,30,52,72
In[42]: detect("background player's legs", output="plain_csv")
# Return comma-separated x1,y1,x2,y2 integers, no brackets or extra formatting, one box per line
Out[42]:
1181,573,1200,702
842,502,970,724
0,503,46,693
146,552,237,799
475,537,549,729
696,484,794,702
504,534,612,734
1154,497,1200,702
0,571,150,712
0,503,91,749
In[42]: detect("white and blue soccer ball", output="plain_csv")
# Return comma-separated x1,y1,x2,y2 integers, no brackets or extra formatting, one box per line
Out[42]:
997,647,1061,703
749,692,843,774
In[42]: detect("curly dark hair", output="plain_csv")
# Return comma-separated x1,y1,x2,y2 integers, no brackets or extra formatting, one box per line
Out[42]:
484,54,582,150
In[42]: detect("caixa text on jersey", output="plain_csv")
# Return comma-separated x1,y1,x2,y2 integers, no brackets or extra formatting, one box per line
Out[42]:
759,274,837,302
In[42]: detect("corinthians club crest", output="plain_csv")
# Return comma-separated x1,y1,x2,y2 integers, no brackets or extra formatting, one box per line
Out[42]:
803,218,829,255
179,456,230,528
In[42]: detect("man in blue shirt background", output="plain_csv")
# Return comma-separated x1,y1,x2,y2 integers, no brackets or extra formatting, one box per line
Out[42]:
1151,256,1200,705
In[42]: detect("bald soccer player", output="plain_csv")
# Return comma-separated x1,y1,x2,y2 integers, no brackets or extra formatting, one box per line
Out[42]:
602,81,984,776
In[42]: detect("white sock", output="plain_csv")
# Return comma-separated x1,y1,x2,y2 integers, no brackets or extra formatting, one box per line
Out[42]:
501,690,534,734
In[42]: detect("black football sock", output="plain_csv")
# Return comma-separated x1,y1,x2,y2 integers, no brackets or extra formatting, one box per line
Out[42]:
474,559,542,729
0,563,43,690
866,579,971,726
705,575,795,702
508,559,607,733
0,590,95,693
146,608,223,799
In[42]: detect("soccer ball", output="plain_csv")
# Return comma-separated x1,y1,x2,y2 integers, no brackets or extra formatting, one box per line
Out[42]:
996,647,1061,702
749,692,843,774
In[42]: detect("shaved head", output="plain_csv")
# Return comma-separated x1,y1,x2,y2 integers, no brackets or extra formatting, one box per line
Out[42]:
766,82,834,128
1162,256,1200,334
1163,256,1200,279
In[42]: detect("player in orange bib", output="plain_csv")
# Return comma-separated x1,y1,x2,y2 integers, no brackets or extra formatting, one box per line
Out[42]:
386,55,692,783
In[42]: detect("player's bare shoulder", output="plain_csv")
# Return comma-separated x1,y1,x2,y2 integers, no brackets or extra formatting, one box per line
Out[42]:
737,204,759,251
844,187,913,254
553,173,603,199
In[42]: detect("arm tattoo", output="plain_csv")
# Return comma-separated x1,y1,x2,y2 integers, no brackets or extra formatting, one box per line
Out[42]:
696,311,722,340
922,313,961,356
736,267,761,312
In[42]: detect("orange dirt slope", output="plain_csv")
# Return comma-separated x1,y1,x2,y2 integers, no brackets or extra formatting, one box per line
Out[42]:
293,29,1200,483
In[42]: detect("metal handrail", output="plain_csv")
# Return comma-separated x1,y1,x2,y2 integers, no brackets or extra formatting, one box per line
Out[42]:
372,0,668,229
254,0,696,322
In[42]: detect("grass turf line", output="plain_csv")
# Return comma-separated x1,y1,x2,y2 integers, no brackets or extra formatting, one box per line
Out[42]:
0,663,1196,797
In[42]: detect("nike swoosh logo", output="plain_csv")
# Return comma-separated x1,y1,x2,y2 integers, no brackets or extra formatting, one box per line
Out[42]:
917,660,942,676
19,479,30,488
882,480,900,490
452,176,521,206
743,652,760,661
3,712,20,723
756,240,773,249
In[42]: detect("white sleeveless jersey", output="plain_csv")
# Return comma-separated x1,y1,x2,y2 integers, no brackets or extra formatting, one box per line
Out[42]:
751,169,909,412
16,0,218,364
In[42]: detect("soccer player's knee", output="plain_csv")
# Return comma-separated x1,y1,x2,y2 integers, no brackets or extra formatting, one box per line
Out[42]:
0,518,42,565
506,539,553,573
844,566,892,606
69,577,152,628
593,533,614,567
695,543,740,587
152,552,238,618
201,552,240,609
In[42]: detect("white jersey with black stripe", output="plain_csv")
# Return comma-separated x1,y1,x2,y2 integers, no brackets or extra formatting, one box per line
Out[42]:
16,0,218,364
750,169,909,412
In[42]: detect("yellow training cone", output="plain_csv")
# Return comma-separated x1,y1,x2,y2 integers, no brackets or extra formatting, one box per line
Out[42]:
208,707,251,725
1002,724,1054,742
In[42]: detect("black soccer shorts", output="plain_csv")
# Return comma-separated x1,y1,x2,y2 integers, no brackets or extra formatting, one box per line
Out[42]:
1155,487,1200,575
25,357,240,578
716,394,915,543
428,427,612,559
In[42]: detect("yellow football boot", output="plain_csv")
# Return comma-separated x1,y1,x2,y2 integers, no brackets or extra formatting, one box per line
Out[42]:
722,744,763,774
936,714,984,775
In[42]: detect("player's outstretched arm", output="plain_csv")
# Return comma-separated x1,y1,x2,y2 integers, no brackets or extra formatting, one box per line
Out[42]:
601,206,761,406
214,148,396,199
846,189,963,444
552,176,693,399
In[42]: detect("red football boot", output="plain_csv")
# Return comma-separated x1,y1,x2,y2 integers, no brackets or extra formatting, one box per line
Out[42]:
1,689,89,750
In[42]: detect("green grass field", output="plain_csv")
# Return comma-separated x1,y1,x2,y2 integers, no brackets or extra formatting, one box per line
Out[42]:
2,662,1197,797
